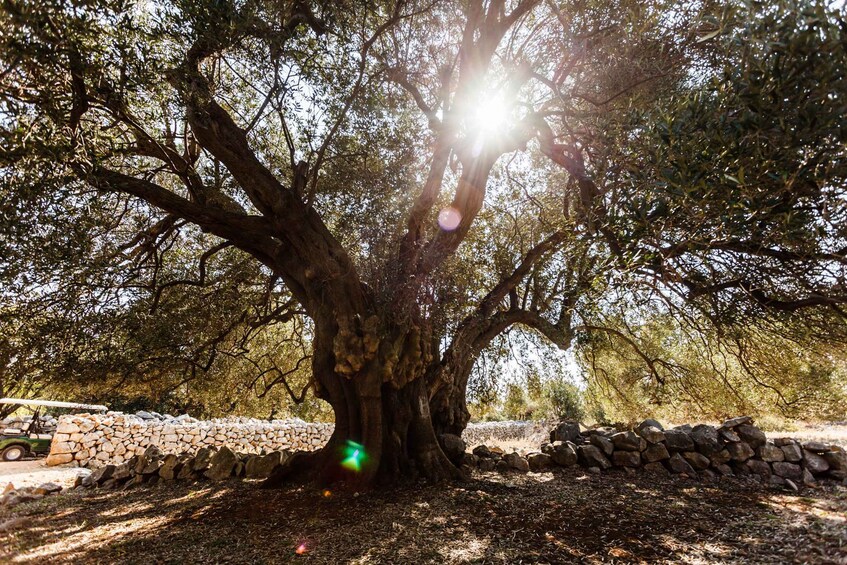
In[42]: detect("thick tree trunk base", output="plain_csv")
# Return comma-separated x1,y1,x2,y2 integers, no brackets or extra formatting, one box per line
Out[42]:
263,378,467,490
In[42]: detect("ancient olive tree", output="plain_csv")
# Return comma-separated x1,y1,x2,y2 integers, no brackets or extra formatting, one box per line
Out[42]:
2,0,845,485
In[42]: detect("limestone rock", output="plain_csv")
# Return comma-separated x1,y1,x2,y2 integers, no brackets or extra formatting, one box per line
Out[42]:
472,445,492,458
478,458,496,472
245,452,285,478
612,450,641,468
439,434,466,466
802,450,830,474
204,446,238,480
177,458,197,480
772,462,802,481
589,434,614,456
33,483,62,496
823,450,846,471
527,452,552,472
690,425,721,456
757,444,785,463
709,449,731,466
801,441,830,454
682,451,710,471
56,421,81,435
45,453,73,466
721,416,753,429
746,459,772,479
549,421,582,444
577,445,611,470
636,426,665,444
727,441,755,462
158,454,180,480
667,453,696,475
112,460,135,481
192,447,215,471
144,457,165,474
51,442,75,455
610,431,645,452
643,443,670,463
664,429,694,452
89,464,116,486
636,419,664,432
780,443,803,463
719,429,740,443
736,425,766,449
643,462,669,475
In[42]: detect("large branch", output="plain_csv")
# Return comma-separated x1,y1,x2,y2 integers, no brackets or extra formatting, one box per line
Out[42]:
395,0,540,287
82,170,314,306
170,43,367,317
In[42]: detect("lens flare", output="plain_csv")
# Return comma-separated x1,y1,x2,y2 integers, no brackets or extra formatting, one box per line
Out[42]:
438,207,462,231
469,95,510,134
322,489,332,498
295,543,308,555
341,440,367,472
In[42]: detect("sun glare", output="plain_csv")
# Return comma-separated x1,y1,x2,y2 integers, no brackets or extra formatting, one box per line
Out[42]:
467,95,511,136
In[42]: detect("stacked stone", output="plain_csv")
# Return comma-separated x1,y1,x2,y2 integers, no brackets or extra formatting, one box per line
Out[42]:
465,417,847,490
46,413,333,467
461,420,549,446
74,445,290,491
1,481,63,508
1,414,57,433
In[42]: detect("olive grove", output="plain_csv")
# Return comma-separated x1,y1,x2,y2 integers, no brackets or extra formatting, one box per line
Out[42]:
2,0,846,485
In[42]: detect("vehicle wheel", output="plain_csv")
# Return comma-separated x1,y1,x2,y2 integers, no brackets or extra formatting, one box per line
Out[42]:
1,445,27,462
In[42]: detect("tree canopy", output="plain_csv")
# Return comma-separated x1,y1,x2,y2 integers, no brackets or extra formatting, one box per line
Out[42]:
2,0,846,484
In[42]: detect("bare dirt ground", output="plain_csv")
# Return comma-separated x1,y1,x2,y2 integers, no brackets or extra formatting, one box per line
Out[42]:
0,470,845,564
1,425,845,564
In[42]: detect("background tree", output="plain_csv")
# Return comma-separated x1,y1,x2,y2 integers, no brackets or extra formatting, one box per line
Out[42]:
2,0,846,486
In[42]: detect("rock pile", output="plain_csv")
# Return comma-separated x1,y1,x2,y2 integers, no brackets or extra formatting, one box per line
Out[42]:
1,481,63,508
1,414,57,433
73,445,289,490
461,420,549,446
46,413,333,467
465,416,847,490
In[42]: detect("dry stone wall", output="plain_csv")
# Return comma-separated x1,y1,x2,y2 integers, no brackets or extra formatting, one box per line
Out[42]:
46,415,525,468
466,416,847,489
45,413,333,467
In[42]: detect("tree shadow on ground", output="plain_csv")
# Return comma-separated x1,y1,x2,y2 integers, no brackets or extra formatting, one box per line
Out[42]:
2,469,845,564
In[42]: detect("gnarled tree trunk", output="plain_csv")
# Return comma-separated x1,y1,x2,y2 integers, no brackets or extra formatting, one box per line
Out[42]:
266,318,463,488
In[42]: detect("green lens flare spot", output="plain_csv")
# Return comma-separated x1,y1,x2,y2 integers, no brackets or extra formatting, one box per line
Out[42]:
341,440,366,472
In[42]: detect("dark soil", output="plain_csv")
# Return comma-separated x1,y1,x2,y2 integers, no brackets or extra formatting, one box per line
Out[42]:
1,469,845,564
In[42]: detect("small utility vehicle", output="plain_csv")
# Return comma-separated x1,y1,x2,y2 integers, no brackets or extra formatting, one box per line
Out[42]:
0,398,109,461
